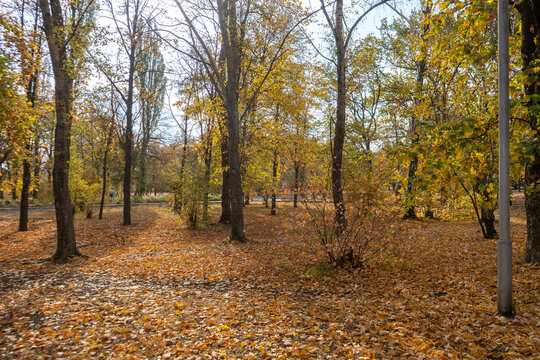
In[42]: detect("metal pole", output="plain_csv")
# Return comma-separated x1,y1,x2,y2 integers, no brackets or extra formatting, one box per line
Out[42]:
497,0,513,316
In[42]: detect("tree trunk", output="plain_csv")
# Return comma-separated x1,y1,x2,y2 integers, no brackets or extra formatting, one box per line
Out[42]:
122,41,137,226
271,149,277,216
481,208,497,239
524,157,540,263
20,38,40,231
98,146,110,220
39,0,79,263
51,89,78,262
217,0,243,240
403,2,431,220
99,162,107,220
218,133,231,222
226,95,245,240
403,156,418,219
137,148,147,196
203,135,212,221
332,0,347,233
18,150,31,231
99,93,115,220
520,0,540,264
293,160,299,208
32,134,41,198
174,118,188,214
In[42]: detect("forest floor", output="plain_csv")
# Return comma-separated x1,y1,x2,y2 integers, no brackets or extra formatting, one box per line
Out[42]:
0,202,538,359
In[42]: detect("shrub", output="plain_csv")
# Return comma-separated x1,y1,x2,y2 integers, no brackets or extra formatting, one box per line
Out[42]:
299,174,397,269
173,166,205,229
70,178,100,218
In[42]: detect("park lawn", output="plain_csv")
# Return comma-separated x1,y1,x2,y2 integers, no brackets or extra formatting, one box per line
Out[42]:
0,204,538,359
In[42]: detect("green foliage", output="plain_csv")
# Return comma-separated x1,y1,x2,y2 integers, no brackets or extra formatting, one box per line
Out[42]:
174,163,206,229
70,177,100,217
305,262,332,278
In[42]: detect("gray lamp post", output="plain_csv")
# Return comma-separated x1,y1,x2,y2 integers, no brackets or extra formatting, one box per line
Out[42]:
497,0,513,317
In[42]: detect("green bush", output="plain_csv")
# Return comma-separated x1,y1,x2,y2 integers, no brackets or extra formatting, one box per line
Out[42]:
70,178,100,218
173,166,205,229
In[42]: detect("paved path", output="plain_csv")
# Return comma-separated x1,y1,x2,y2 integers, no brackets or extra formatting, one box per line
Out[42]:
0,202,168,216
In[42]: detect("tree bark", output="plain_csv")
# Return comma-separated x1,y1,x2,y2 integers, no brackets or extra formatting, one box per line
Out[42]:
331,0,347,233
18,151,31,231
20,33,39,231
293,160,299,208
99,125,113,220
39,0,79,263
403,155,418,219
271,149,277,216
174,115,188,214
99,158,107,220
203,133,212,221
218,0,245,241
271,104,279,216
136,146,147,196
32,135,40,198
481,208,497,239
123,40,136,226
51,87,78,262
520,0,540,264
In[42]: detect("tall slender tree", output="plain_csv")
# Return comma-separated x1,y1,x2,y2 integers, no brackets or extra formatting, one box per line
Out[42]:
102,0,150,225
18,0,42,232
135,21,166,196
319,0,389,232
401,0,431,220
38,0,94,262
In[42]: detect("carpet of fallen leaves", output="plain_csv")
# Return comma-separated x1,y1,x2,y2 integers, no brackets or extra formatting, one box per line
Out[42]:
0,202,539,359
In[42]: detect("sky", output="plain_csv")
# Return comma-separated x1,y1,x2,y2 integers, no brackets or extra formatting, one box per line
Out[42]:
300,0,418,39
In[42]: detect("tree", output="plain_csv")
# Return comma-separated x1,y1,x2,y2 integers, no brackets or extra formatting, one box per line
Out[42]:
17,0,42,232
319,0,389,232
79,85,119,220
38,0,94,263
518,0,540,264
215,0,245,240
399,1,431,220
101,0,152,226
135,21,166,196
170,87,190,215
